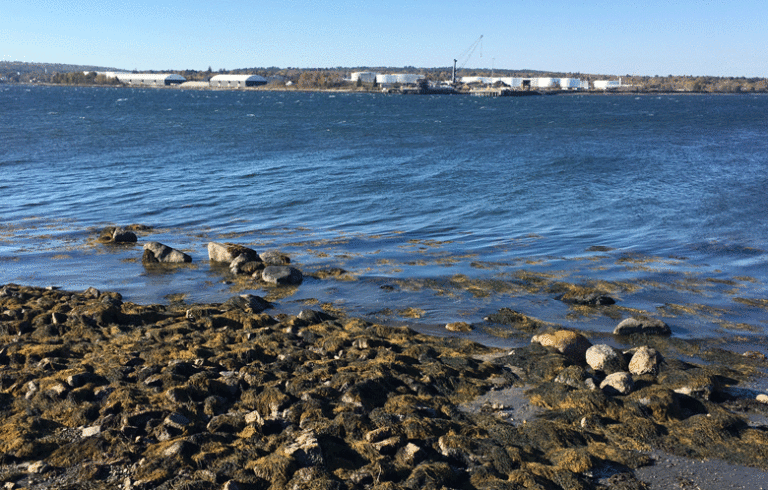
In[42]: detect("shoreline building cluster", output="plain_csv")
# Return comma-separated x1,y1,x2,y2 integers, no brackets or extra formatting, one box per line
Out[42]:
86,70,621,92
351,72,593,90
459,76,589,90
92,72,269,88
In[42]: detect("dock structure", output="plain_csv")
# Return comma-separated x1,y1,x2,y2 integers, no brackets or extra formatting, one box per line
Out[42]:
470,88,540,97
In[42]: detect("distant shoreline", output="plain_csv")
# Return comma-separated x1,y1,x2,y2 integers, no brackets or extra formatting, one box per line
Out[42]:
6,81,765,96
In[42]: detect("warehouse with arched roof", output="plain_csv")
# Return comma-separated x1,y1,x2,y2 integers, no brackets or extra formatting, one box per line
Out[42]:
111,73,186,86
210,74,268,88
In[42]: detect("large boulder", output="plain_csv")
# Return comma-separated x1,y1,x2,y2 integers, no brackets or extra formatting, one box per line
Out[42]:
628,346,664,375
531,330,592,363
142,242,192,264
261,266,303,286
614,317,671,336
208,242,260,263
585,344,626,374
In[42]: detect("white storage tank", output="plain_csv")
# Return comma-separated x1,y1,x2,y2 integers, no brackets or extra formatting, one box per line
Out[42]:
395,74,425,84
559,78,583,90
535,77,558,89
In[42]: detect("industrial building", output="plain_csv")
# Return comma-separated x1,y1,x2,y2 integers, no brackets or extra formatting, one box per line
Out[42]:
460,76,588,90
209,74,268,88
106,72,186,86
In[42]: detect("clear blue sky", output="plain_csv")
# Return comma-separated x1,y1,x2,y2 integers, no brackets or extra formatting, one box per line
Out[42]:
2,0,766,77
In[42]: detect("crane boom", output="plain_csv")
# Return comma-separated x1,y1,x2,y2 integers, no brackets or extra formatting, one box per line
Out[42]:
452,35,483,84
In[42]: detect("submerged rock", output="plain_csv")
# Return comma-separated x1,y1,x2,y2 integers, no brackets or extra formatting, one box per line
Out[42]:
142,242,192,263
556,291,615,306
614,316,671,336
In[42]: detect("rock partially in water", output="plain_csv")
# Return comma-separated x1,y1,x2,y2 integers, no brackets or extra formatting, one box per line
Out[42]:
614,316,671,336
207,242,260,263
142,242,192,264
446,322,473,332
97,226,137,244
261,266,303,285
556,291,615,306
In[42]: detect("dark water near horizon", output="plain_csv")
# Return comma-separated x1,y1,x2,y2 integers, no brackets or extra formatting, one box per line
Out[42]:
2,85,767,345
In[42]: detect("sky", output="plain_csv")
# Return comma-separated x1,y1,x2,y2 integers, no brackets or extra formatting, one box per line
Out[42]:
2,0,766,77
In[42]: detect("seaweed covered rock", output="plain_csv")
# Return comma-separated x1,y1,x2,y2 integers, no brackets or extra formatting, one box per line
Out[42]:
3,284,768,490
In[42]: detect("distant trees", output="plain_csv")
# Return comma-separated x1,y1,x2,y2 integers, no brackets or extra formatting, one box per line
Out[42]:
50,71,120,85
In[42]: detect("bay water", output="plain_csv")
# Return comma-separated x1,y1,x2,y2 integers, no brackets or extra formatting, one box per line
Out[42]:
2,85,767,345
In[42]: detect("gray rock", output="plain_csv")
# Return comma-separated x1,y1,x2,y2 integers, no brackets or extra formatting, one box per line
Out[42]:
628,346,664,375
262,265,303,285
297,309,335,324
585,344,626,374
614,317,671,336
600,372,634,395
208,242,260,263
142,242,192,264
164,412,192,430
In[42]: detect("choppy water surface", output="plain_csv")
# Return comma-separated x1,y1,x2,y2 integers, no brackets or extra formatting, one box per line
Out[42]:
2,85,767,345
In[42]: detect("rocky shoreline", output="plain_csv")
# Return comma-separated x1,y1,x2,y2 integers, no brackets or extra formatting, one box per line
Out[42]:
3,271,768,489
0,229,767,489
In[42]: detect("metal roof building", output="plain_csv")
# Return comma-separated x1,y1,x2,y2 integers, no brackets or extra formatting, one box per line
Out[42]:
112,73,186,86
210,74,268,88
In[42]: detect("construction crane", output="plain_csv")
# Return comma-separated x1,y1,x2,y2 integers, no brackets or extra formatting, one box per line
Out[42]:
452,35,483,84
